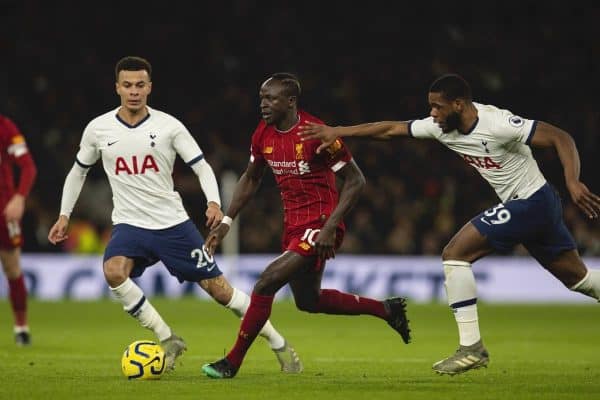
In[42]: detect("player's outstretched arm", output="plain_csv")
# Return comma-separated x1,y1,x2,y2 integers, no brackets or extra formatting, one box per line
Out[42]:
298,121,410,154
530,121,600,219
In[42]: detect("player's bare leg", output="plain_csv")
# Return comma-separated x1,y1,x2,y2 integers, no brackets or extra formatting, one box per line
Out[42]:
202,251,306,379
540,249,600,300
104,256,185,371
434,222,494,375
0,248,30,346
199,275,302,373
289,257,410,343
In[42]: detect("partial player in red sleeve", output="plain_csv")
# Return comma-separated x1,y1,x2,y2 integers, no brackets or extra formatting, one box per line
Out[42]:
201,73,411,379
0,114,37,346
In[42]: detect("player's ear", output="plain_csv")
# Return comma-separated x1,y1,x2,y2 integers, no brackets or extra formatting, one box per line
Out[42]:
288,95,297,108
454,98,465,112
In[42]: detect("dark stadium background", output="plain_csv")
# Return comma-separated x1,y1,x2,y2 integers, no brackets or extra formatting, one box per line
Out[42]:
1,1,598,255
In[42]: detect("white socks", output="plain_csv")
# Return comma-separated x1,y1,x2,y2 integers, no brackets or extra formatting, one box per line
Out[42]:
110,278,172,342
571,270,600,301
226,287,285,349
443,260,481,346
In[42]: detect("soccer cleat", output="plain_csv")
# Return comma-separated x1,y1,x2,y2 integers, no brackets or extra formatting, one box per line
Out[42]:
160,333,187,371
202,358,238,379
15,331,31,346
432,340,490,375
383,297,411,344
273,341,303,373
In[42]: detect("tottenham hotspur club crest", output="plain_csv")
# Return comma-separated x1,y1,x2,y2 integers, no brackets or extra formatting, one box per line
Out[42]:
481,141,490,153
149,133,157,147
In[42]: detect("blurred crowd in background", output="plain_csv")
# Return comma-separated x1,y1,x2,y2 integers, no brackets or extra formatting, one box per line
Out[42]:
2,1,598,255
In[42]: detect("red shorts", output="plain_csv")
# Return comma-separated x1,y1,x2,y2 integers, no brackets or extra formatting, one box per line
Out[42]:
0,220,22,249
282,222,345,271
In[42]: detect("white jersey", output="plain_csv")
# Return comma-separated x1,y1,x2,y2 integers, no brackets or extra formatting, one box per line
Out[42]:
76,106,204,229
409,102,547,202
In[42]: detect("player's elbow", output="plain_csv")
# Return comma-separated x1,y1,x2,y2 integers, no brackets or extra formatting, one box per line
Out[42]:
347,170,366,196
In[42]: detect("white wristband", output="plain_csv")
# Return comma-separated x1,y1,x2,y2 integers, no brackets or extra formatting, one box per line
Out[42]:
221,216,233,226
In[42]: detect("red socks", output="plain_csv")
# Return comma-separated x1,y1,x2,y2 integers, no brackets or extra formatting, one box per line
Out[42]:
315,289,387,319
8,274,27,326
227,293,274,368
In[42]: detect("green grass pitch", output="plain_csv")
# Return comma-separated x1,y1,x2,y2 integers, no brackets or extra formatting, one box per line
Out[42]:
0,298,598,400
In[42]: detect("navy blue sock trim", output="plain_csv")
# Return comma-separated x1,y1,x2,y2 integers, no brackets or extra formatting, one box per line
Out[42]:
128,296,146,315
450,298,477,309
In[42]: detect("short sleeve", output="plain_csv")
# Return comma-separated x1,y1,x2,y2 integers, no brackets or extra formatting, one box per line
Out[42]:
75,123,100,167
2,117,29,158
494,113,537,145
409,117,440,139
315,137,352,172
249,124,265,165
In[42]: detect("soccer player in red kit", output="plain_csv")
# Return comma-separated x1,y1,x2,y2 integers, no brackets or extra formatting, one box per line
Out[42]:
0,114,37,345
201,73,411,379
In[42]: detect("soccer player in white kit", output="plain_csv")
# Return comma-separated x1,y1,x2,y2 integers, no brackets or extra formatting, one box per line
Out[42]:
298,73,600,375
48,56,302,374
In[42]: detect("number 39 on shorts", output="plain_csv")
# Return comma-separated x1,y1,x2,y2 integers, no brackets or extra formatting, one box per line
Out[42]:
480,203,511,225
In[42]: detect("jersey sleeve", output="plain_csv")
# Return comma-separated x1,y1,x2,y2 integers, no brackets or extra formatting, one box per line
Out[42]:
172,120,204,166
2,117,29,158
75,122,100,167
494,111,537,145
249,124,265,165
316,137,352,172
408,117,440,139
2,117,37,196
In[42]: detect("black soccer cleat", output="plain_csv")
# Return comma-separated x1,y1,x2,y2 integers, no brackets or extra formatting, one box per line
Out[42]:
383,297,411,344
201,357,239,379
15,331,31,346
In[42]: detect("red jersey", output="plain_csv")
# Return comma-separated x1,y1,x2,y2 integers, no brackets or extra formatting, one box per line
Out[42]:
250,110,352,229
0,115,37,206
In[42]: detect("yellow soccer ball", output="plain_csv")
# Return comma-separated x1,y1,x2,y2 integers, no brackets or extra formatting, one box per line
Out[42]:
121,340,166,380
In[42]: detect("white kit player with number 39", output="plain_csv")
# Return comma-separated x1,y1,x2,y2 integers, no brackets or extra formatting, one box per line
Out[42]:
298,73,600,376
48,56,302,374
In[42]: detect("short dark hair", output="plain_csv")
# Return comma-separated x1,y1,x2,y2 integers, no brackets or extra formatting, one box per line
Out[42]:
429,73,472,101
270,72,301,98
115,56,152,81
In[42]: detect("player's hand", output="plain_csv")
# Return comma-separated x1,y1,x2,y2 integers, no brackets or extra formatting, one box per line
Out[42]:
205,202,224,229
313,225,337,260
205,223,230,256
567,180,600,219
3,194,25,222
48,215,70,244
298,122,339,154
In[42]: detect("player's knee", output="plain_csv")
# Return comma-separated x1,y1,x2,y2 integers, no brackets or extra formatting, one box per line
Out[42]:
103,262,129,287
441,242,456,261
253,276,278,296
294,296,318,313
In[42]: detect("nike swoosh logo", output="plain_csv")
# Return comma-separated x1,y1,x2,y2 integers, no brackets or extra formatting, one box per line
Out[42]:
206,263,216,272
108,141,119,146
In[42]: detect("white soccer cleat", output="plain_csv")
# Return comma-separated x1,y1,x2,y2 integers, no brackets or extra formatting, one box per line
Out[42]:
160,333,187,372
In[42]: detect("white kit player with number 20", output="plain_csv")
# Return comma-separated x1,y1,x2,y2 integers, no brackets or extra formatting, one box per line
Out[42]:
48,56,302,374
